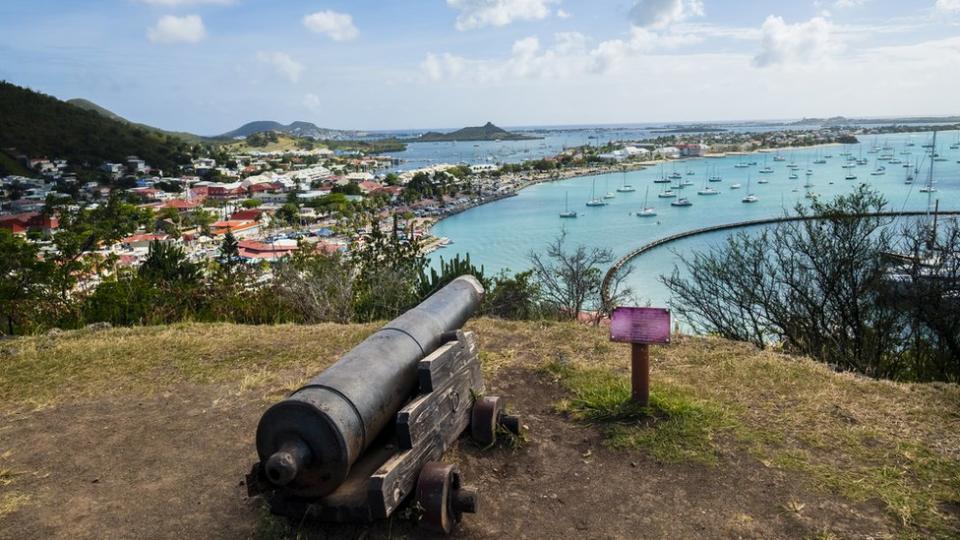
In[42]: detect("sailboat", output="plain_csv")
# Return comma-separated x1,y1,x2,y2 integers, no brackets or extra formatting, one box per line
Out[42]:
616,170,636,192
602,178,615,199
559,192,578,218
654,163,670,183
708,165,722,182
742,174,758,203
919,132,938,194
759,155,774,174
585,178,607,206
637,187,657,217
871,157,886,176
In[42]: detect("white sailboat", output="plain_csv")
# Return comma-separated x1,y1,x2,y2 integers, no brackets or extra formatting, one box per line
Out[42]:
560,192,578,218
616,170,636,192
742,174,758,203
637,187,657,217
585,178,607,206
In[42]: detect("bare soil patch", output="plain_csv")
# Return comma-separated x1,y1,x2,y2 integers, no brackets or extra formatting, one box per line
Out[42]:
1,364,895,539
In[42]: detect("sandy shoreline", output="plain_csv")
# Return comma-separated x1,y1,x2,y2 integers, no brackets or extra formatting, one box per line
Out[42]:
424,141,847,232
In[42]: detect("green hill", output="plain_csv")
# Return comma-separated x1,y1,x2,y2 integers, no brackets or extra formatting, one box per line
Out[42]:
0,81,193,173
413,121,539,142
66,97,208,144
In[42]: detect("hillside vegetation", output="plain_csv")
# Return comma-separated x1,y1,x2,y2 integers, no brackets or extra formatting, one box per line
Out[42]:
414,121,539,142
0,81,192,171
0,320,957,538
67,98,208,143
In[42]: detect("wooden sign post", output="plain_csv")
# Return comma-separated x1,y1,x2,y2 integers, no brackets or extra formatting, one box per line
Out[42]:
609,307,671,406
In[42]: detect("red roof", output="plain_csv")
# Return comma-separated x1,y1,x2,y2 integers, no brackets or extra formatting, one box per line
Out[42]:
0,212,59,231
164,199,201,210
211,220,258,235
230,209,263,221
358,181,383,193
0,222,27,234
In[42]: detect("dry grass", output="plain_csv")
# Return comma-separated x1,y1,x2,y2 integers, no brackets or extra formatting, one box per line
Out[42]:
1,319,958,536
467,320,960,537
0,322,377,411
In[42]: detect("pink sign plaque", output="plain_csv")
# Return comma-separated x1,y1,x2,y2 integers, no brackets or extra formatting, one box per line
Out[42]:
610,307,671,344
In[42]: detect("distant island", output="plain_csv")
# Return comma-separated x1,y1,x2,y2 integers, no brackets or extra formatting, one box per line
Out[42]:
791,115,960,126
409,122,540,142
649,124,728,134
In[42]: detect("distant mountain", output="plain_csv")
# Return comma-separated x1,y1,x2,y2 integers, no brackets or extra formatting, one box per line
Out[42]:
0,81,191,173
412,122,539,142
791,115,960,126
217,121,361,141
67,97,207,143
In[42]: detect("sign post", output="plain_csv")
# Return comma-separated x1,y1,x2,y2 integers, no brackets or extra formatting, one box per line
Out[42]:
610,307,671,406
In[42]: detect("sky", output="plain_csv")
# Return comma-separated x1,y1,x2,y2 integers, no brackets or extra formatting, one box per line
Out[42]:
1,0,960,134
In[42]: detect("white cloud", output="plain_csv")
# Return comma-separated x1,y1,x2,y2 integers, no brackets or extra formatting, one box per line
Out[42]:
753,16,838,67
629,0,704,29
138,0,233,6
833,0,867,7
304,93,322,112
557,8,571,19
147,14,206,44
303,10,358,41
256,51,304,83
447,0,560,31
421,27,703,84
936,0,960,12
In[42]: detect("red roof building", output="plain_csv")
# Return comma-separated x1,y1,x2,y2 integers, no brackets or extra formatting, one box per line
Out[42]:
230,209,264,221
0,212,59,235
210,219,259,237
163,199,202,211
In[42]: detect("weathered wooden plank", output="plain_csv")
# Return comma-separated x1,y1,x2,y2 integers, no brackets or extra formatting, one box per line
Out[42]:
397,355,483,451
366,433,443,519
418,331,479,392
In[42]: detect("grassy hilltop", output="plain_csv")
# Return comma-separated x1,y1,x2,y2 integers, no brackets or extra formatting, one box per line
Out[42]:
0,320,958,539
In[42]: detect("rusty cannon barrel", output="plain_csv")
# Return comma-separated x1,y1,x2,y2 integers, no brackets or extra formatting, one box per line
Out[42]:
255,275,485,498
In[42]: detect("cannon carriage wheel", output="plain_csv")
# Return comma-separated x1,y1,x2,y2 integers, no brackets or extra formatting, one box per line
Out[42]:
471,395,521,447
416,462,477,534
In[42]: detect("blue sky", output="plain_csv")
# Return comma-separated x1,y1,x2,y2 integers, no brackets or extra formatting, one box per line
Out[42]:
1,0,959,134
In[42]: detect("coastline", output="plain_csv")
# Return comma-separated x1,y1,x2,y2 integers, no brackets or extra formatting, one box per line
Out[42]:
423,140,849,231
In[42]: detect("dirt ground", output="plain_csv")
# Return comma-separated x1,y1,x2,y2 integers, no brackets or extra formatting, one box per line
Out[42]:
0,361,897,540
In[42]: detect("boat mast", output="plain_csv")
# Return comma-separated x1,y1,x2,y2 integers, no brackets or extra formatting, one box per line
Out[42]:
926,131,936,219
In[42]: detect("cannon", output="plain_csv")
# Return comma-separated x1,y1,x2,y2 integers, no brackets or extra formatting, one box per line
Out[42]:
246,276,520,534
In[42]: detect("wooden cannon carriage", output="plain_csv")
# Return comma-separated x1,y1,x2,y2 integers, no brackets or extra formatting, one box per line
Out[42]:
246,277,519,534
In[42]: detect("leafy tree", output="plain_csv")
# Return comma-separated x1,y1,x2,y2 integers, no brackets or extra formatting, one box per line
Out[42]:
0,230,55,334
139,241,201,284
662,187,915,379
417,253,488,300
275,203,300,226
383,172,401,186
273,244,354,323
332,182,362,196
241,199,262,208
220,231,240,267
483,270,541,320
351,215,425,322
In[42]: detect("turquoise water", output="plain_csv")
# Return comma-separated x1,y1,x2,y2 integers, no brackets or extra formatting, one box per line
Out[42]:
431,131,960,307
